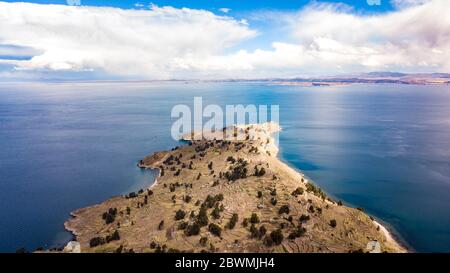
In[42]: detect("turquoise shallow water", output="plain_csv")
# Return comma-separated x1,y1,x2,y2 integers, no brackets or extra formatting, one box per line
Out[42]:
1,82,450,252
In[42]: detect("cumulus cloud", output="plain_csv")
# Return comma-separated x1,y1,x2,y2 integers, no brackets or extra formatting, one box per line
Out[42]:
0,2,255,79
0,0,449,79
174,0,450,77
219,8,231,13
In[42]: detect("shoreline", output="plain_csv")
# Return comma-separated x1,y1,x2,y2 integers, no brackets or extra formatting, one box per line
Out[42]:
62,122,407,253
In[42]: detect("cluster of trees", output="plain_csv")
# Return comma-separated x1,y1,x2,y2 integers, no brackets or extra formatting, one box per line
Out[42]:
226,156,236,164
89,230,120,248
263,229,284,247
203,194,224,208
306,182,327,200
250,224,267,239
169,182,182,192
126,192,137,199
299,214,310,222
102,208,117,224
288,226,306,240
291,187,304,197
224,158,248,181
254,166,266,177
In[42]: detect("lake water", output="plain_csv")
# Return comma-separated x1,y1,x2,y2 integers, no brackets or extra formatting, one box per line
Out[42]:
1,82,450,252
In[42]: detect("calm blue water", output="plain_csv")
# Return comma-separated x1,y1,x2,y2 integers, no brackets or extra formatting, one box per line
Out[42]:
1,82,450,252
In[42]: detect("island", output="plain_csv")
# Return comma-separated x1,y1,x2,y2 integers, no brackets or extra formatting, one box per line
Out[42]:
63,122,406,253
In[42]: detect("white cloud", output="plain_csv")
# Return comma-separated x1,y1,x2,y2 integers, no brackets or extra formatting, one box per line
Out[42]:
219,8,231,13
173,0,450,77
0,0,449,79
0,2,255,79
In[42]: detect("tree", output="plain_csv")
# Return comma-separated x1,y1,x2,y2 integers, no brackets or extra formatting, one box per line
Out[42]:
278,205,290,215
196,206,209,227
178,221,188,230
106,230,120,243
288,227,306,240
227,213,239,229
299,214,310,222
291,187,304,197
211,205,221,219
184,195,192,203
199,237,208,247
270,198,277,206
158,220,164,230
185,223,200,236
175,209,186,220
250,213,260,224
208,223,222,237
89,237,105,247
330,219,337,228
270,229,284,245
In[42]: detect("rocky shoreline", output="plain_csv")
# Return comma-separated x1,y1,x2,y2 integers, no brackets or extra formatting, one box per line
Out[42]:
63,123,406,253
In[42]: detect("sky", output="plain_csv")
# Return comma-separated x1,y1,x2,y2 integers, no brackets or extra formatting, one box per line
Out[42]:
0,0,448,80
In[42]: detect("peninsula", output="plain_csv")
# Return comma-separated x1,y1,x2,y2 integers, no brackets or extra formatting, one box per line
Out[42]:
64,123,406,253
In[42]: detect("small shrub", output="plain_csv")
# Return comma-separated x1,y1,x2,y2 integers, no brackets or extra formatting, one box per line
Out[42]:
178,221,188,230
106,230,120,243
175,209,186,220
89,237,105,248
158,220,164,230
250,213,260,224
211,205,221,219
196,206,209,227
185,223,201,236
270,198,277,206
330,219,337,228
270,229,284,245
257,191,263,198
208,223,222,237
291,187,304,197
278,205,290,215
299,214,310,222
288,227,306,240
227,213,239,229
199,237,208,247
184,195,192,203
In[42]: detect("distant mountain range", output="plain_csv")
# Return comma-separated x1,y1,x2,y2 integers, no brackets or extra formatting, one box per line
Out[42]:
215,72,450,86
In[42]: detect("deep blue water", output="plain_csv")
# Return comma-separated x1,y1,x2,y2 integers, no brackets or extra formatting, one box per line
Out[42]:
1,82,450,252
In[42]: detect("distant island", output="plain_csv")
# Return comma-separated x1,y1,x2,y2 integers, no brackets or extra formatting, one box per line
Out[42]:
62,123,406,253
